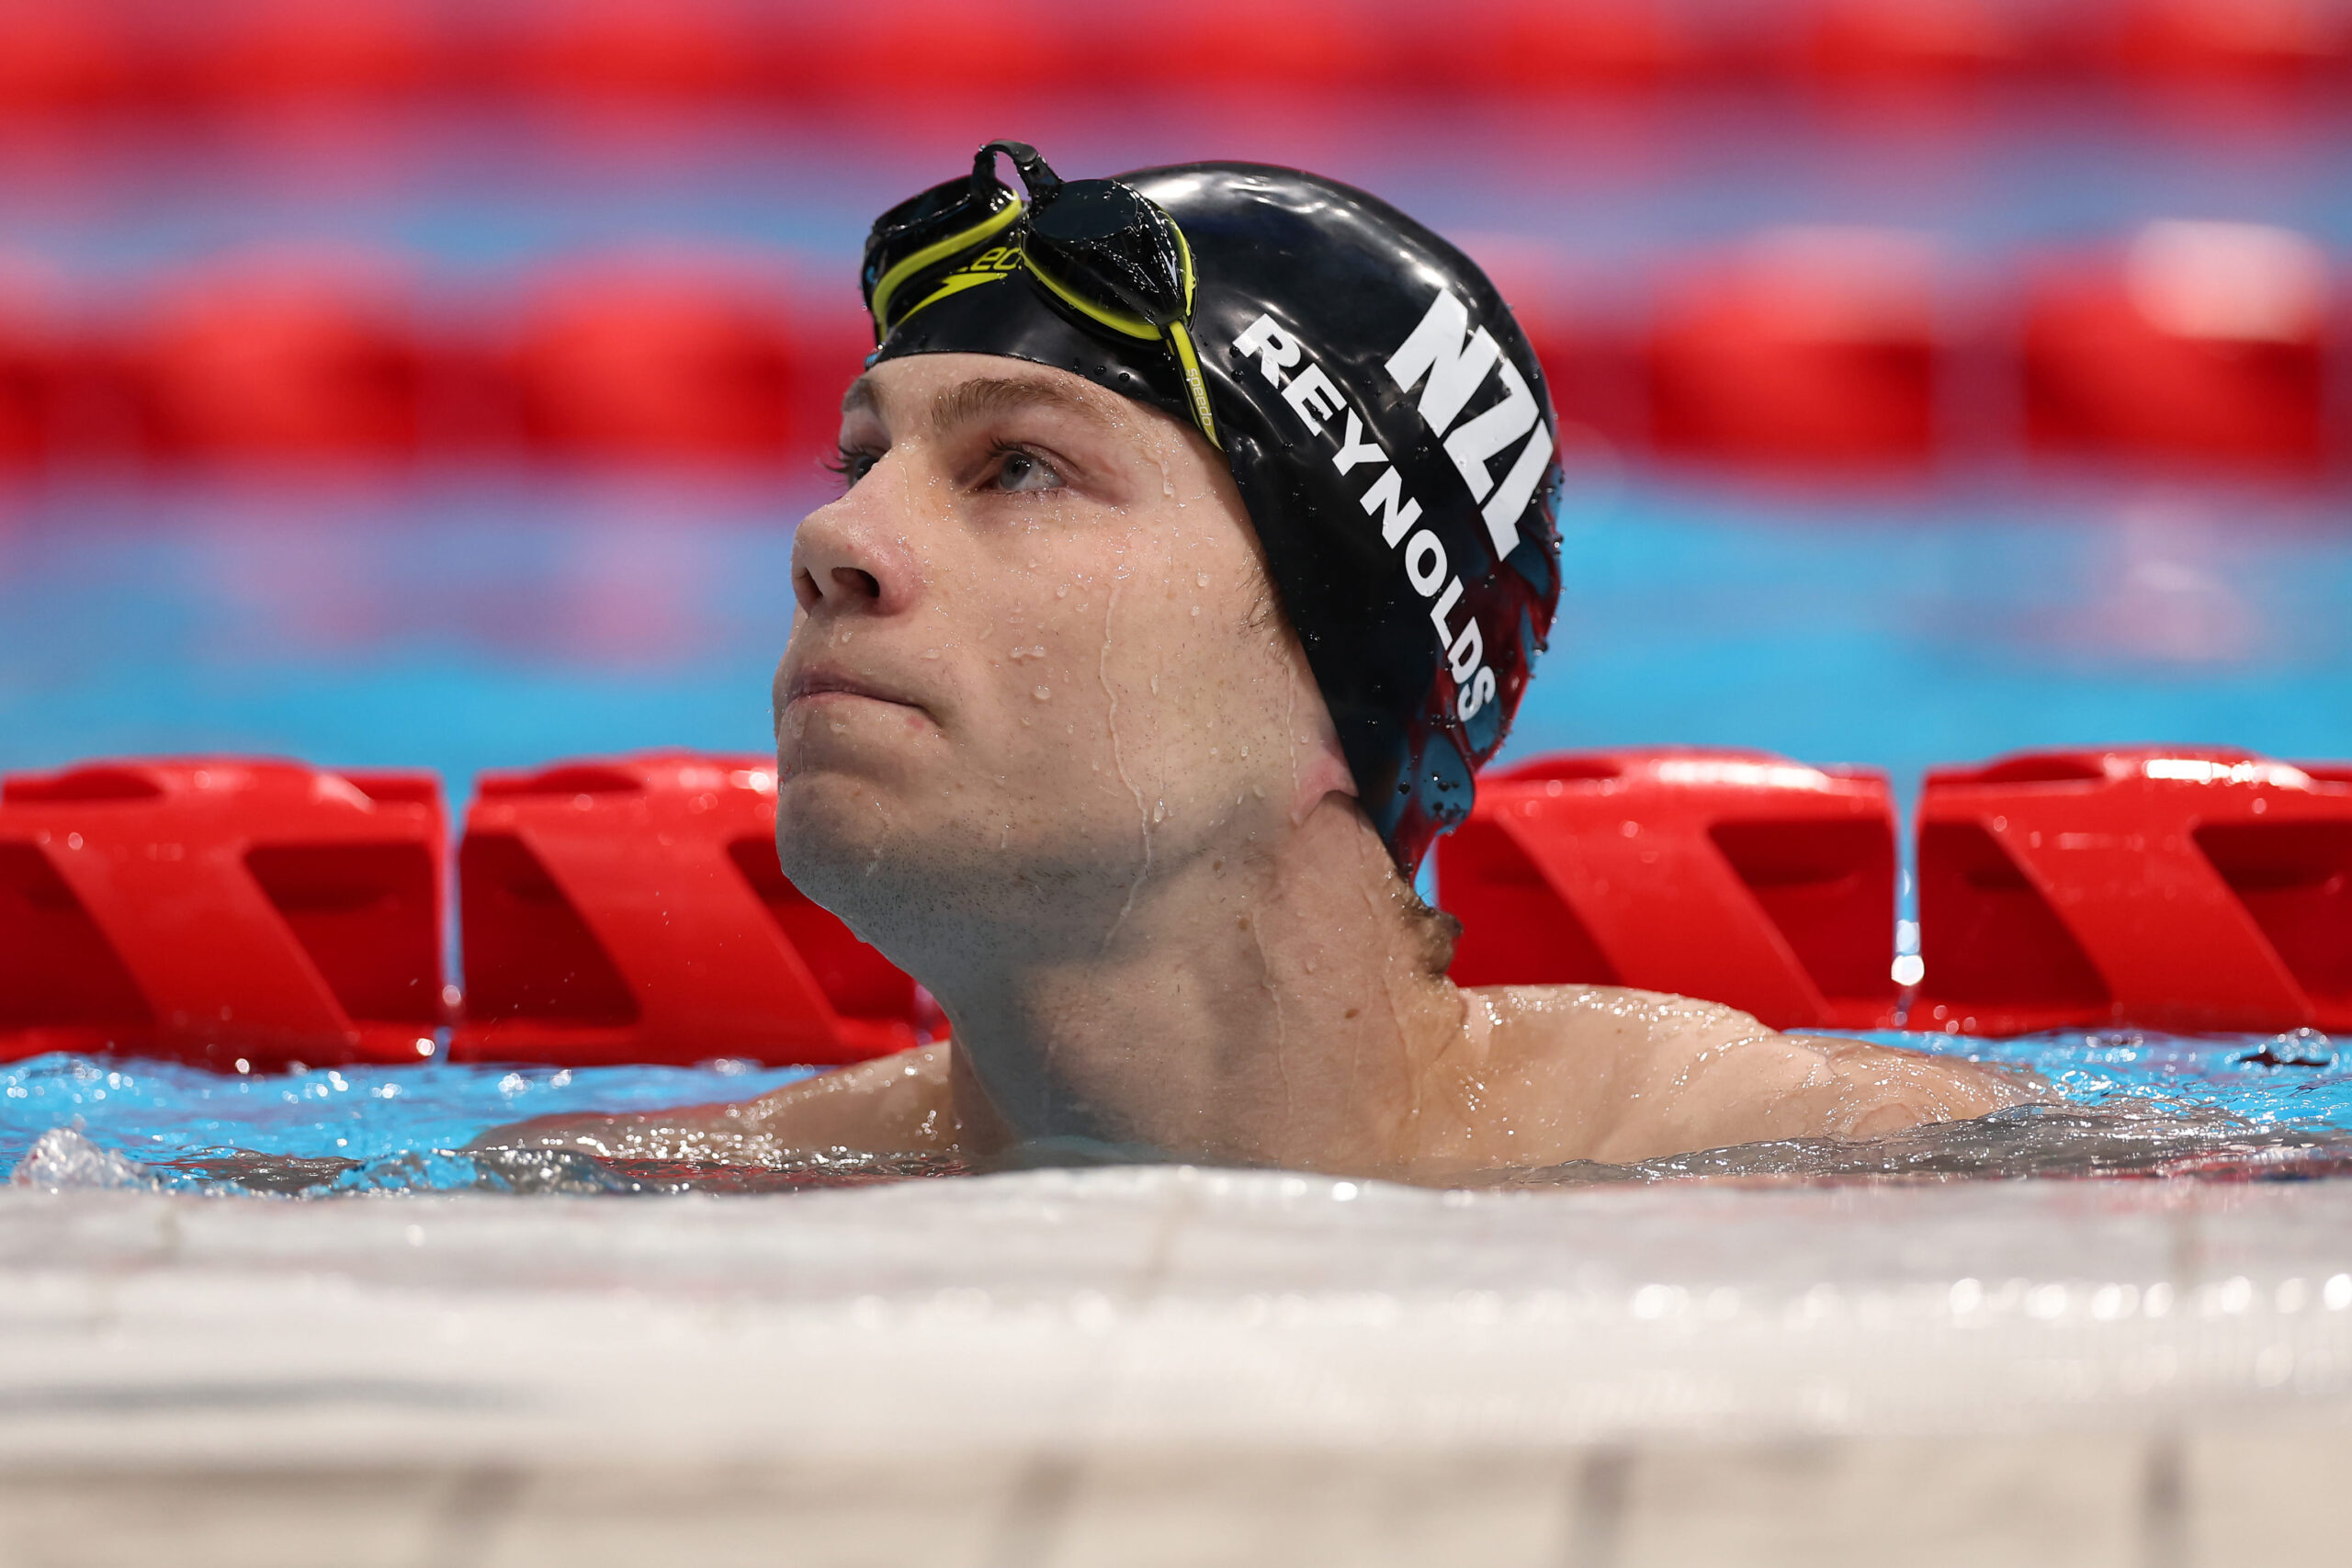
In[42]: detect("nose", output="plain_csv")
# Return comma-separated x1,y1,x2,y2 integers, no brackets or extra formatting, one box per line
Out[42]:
791,489,922,619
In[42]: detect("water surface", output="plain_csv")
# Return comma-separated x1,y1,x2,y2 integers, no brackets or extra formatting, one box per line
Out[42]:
8,1027,2348,1195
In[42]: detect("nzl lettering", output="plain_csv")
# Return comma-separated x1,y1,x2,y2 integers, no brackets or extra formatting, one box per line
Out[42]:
1383,288,1554,561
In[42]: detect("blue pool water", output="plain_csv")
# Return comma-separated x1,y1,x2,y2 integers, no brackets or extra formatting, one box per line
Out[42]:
6,470,2350,798
1,1054,816,1192
5,1027,2347,1193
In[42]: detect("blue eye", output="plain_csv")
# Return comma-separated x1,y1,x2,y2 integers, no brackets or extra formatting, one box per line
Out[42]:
990,449,1066,493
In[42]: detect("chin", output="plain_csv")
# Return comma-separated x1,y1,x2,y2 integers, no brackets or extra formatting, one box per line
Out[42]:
771,769,938,921
774,766,885,864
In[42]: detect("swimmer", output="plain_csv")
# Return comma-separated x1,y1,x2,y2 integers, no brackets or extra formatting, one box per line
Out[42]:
486,143,2031,1182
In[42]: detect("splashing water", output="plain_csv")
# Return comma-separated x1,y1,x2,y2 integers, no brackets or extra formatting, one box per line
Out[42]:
3,1029,2350,1197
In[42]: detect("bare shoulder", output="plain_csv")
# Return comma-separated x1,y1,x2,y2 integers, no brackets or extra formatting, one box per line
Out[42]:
1453,984,2039,1167
729,1042,959,1152
472,1043,959,1161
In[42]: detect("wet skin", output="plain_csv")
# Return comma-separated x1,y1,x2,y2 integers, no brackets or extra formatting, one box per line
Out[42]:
485,353,2032,1182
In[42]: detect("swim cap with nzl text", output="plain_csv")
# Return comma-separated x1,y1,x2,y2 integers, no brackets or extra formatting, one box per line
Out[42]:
866,153,1564,874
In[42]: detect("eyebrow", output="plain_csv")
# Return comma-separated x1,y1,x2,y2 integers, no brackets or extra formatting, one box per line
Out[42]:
836,371,1115,439
927,376,1114,440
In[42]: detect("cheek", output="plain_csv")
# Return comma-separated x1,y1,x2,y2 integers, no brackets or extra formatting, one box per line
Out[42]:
980,558,1116,763
926,500,1292,824
1085,538,1296,785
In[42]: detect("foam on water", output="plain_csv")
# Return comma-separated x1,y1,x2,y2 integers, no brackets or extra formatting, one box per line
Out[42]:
3,1030,2348,1196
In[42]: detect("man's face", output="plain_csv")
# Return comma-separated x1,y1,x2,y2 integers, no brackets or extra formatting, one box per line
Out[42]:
773,353,1340,955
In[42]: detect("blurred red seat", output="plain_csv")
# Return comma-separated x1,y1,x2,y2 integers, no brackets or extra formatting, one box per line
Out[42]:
1438,0,1748,90
498,0,780,99
797,0,1077,96
1797,0,2075,84
2023,221,2331,467
452,753,931,1067
175,0,444,103
0,760,447,1070
129,252,436,463
1139,0,1402,91
0,0,149,112
2114,0,2352,80
1916,747,2352,1035
1647,229,1944,467
511,256,854,468
1438,749,1901,1031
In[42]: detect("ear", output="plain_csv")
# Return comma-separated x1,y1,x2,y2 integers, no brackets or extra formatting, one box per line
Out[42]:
1285,654,1357,829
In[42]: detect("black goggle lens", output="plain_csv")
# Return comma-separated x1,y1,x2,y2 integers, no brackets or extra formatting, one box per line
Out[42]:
1023,181,1190,331
863,141,1216,446
860,164,1022,334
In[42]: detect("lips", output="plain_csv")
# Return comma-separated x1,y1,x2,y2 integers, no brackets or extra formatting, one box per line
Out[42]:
782,666,933,721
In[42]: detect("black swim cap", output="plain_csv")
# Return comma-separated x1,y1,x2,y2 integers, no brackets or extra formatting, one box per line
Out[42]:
865,150,1563,874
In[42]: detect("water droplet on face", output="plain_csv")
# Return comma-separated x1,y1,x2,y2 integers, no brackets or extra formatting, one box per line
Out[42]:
1191,605,1201,617
1033,685,1052,702
922,647,941,660
1056,584,1070,598
1195,572,1210,588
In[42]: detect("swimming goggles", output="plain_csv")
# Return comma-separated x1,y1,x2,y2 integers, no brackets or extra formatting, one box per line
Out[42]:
861,140,1221,448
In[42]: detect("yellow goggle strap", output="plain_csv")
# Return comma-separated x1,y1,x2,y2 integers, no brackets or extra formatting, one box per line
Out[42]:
868,198,1025,334
1023,249,1159,340
884,201,1224,453
1024,230,1221,450
1163,320,1220,450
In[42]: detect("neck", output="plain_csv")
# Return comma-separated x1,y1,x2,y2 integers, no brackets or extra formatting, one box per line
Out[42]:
925,795,1469,1177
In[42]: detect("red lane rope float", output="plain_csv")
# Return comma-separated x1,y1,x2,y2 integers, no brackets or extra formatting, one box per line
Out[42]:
0,760,447,1070
507,254,865,469
123,249,442,464
450,752,929,1067
2023,221,2334,468
1438,748,1902,1031
0,256,65,470
1917,747,2352,1036
4,745,2347,1067
0,221,2335,479
1646,228,1947,468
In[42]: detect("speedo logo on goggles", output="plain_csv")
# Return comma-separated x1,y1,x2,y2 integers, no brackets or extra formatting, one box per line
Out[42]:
862,141,1220,449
